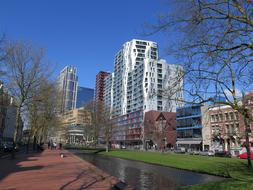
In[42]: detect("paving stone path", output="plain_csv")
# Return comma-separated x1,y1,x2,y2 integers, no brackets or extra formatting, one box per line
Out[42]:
0,149,131,190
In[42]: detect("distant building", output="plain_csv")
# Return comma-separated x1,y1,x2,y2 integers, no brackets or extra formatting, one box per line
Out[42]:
3,105,23,142
59,107,91,144
76,86,94,108
0,82,23,142
104,73,114,113
57,66,78,112
95,71,110,102
176,104,208,151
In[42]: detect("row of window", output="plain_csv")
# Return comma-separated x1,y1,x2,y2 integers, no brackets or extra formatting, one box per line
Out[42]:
210,112,239,122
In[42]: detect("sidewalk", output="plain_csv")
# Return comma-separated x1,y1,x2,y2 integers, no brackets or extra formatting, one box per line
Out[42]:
0,149,130,190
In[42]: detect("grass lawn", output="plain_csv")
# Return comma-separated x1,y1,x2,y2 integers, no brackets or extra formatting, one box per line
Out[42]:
99,150,253,190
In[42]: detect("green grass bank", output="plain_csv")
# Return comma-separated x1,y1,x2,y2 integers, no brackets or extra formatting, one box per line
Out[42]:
99,150,253,190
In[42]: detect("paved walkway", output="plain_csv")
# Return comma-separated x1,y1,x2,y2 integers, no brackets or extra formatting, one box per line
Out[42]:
0,149,130,190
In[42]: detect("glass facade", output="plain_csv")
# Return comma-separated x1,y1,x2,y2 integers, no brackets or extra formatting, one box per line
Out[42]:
176,104,203,150
76,86,94,108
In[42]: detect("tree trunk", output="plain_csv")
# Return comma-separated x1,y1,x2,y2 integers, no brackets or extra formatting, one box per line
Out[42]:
13,106,21,144
12,106,21,159
243,115,252,168
33,136,37,151
26,135,30,154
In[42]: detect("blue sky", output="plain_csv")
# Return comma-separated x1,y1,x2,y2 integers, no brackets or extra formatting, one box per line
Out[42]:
0,0,175,89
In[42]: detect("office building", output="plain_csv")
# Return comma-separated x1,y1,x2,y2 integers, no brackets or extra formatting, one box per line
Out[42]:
176,104,208,151
58,66,78,112
76,86,94,108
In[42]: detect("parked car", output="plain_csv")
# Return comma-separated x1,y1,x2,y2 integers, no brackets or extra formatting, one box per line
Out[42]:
238,147,253,160
199,151,208,156
3,142,17,152
215,151,231,157
239,152,253,159
174,149,185,154
208,150,215,156
121,145,126,149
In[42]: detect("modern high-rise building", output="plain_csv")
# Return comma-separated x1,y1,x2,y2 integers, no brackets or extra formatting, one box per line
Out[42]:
76,86,94,108
58,66,78,112
104,39,184,118
95,71,110,102
103,39,184,147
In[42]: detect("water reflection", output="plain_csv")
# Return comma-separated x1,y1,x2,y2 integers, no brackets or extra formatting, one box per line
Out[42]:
75,153,224,190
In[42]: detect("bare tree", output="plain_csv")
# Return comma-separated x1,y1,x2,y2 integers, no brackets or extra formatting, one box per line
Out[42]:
27,79,60,152
3,41,50,151
85,100,114,151
150,0,253,167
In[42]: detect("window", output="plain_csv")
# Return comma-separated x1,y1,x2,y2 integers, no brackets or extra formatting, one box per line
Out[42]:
230,112,234,120
225,113,229,121
215,114,219,122
219,114,223,121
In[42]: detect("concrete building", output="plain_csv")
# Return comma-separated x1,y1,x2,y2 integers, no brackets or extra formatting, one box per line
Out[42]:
95,71,110,102
0,83,23,143
58,66,78,112
3,105,23,142
76,86,94,108
107,39,184,118
60,107,91,144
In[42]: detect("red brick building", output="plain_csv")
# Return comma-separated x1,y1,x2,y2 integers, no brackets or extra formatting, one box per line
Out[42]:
144,110,176,150
95,71,110,102
205,93,253,156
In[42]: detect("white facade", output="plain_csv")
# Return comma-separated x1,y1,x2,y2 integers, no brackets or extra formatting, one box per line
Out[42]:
104,39,184,117
58,66,78,112
3,105,22,141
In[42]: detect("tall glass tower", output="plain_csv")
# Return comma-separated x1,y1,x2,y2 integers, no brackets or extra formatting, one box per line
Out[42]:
58,66,78,112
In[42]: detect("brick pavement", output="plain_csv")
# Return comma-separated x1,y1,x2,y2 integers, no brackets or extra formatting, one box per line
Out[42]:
0,149,131,190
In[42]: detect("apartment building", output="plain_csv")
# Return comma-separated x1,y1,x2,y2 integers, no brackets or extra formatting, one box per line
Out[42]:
104,39,183,147
95,71,110,102
105,39,183,118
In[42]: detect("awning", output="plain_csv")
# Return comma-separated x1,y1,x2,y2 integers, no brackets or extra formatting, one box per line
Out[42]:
176,140,202,145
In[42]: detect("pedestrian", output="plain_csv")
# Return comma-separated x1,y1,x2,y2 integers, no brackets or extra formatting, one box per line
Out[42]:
53,142,57,149
59,142,62,150
48,141,50,149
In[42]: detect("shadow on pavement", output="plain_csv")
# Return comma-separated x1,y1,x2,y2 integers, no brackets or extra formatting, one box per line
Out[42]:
0,150,44,181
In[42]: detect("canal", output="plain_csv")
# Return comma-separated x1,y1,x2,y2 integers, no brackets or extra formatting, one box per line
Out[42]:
72,151,225,190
